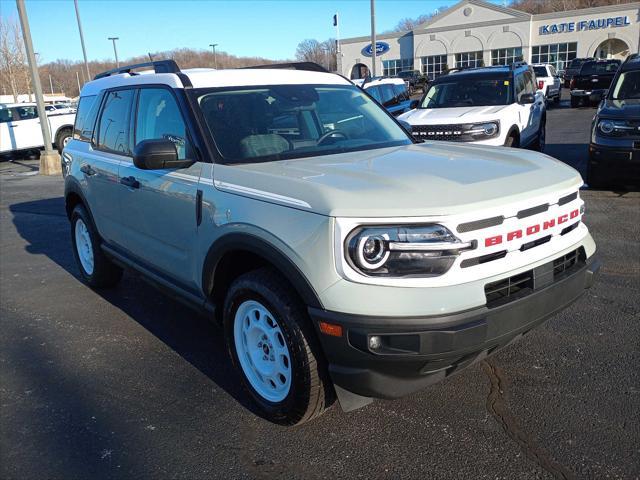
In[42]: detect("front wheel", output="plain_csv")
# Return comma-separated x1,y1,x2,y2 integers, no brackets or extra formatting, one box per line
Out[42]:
533,119,546,152
504,133,519,148
224,268,332,425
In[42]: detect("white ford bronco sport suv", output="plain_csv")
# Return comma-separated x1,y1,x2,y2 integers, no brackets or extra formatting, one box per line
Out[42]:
64,60,599,425
399,63,546,150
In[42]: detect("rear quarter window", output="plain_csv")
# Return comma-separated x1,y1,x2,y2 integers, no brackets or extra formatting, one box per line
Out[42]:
73,95,100,142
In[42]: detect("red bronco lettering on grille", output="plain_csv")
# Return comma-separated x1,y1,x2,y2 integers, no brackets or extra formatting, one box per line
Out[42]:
484,209,580,247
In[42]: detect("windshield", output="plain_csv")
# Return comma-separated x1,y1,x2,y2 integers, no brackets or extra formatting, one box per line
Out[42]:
611,70,640,100
581,61,620,75
420,78,513,108
533,66,548,77
196,84,411,163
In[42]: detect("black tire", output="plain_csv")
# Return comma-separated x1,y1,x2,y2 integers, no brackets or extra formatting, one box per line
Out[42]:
533,118,546,152
570,96,580,108
70,204,123,288
504,133,519,148
224,267,332,425
56,127,72,154
553,93,561,104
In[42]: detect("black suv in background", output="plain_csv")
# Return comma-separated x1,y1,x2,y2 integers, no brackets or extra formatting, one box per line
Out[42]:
563,57,594,88
570,59,621,108
588,54,640,188
395,70,428,94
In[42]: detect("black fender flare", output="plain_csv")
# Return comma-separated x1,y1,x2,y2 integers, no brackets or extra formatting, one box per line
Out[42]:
64,176,97,226
201,232,323,309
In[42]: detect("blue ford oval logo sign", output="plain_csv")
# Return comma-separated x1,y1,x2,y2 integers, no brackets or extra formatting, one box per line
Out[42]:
362,42,390,57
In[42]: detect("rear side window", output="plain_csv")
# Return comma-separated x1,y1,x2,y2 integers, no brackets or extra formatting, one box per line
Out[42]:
533,66,547,77
73,95,99,141
96,89,134,155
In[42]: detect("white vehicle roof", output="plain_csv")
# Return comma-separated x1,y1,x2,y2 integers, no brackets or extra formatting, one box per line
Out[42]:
0,102,36,108
362,77,405,89
81,67,352,97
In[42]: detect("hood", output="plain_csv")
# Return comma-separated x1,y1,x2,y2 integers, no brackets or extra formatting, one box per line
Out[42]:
214,143,581,218
399,106,509,125
598,98,640,118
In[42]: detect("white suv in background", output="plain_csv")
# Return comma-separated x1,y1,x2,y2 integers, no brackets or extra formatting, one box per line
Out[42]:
532,63,562,105
399,63,546,150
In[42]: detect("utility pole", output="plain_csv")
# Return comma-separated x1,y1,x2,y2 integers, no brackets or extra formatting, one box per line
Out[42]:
370,0,376,77
16,0,61,174
209,43,218,69
49,74,54,94
108,37,119,67
74,0,90,80
76,71,81,94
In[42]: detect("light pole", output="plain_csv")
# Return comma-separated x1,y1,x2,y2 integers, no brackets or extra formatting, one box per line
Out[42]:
74,0,90,80
108,37,120,67
370,0,376,77
15,0,60,174
209,43,218,69
49,74,54,94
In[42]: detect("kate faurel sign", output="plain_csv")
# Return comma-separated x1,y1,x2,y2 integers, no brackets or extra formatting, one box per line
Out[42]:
540,16,632,35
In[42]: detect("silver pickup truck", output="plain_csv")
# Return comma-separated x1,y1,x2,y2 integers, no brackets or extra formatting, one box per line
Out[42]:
63,60,599,425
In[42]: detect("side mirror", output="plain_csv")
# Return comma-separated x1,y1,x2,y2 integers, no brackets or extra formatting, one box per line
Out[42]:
133,139,193,170
520,93,535,104
410,99,419,109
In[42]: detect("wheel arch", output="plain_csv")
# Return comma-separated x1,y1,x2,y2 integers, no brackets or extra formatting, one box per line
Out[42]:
64,176,95,225
506,125,520,143
202,233,324,314
54,124,73,144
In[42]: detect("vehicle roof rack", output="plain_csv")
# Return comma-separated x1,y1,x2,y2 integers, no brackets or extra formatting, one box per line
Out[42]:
94,59,180,80
242,62,328,73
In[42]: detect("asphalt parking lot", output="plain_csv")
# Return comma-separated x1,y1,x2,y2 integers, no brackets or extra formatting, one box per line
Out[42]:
1,96,639,480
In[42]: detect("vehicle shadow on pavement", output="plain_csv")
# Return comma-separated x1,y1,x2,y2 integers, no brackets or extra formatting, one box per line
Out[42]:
8,197,267,419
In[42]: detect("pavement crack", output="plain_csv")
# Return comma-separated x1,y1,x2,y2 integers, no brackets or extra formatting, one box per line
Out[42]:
481,359,575,480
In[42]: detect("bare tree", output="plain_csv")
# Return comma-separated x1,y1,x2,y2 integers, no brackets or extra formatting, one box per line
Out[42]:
0,17,27,102
295,38,337,71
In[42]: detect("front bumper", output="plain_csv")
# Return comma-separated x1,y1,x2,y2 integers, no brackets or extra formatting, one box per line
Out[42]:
589,143,640,181
310,252,600,400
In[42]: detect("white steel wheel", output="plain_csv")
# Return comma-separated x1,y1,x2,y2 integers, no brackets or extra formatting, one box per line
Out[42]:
62,135,72,147
74,218,94,275
233,300,292,402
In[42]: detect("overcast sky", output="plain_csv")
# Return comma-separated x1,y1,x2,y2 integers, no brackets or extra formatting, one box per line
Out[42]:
0,0,503,63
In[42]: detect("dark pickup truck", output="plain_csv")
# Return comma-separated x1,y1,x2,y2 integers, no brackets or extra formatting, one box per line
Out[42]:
395,70,428,94
570,59,621,108
563,57,594,88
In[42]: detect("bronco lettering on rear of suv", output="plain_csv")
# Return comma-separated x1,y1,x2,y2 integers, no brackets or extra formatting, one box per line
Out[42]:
63,60,599,425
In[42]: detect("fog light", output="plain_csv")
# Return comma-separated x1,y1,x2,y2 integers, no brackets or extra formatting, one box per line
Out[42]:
369,335,382,350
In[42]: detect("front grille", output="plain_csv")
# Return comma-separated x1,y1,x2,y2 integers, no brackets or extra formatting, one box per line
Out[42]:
411,124,467,142
484,248,586,308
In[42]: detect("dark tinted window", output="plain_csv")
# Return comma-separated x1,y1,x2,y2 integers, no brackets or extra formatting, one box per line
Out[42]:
0,108,13,123
533,66,548,77
135,88,192,160
97,90,133,154
14,105,37,120
581,61,620,75
523,71,536,94
423,77,514,108
73,95,99,141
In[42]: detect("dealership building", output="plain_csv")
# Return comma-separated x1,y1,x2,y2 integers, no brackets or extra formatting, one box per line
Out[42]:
339,0,640,80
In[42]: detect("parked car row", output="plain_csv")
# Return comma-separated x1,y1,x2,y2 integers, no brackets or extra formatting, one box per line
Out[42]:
569,59,621,108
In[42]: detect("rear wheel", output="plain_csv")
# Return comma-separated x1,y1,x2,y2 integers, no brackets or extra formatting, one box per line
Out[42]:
224,268,332,425
70,204,123,288
553,92,561,104
56,127,72,154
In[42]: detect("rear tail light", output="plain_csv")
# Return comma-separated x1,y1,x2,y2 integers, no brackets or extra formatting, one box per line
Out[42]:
570,78,576,89
538,80,544,90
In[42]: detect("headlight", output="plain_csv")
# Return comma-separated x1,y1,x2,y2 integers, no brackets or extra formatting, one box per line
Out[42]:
464,121,500,138
598,119,634,136
346,225,474,277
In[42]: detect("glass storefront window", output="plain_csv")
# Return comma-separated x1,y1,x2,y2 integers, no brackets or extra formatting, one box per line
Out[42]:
420,55,448,80
455,51,483,68
382,59,413,76
532,42,577,72
491,47,523,66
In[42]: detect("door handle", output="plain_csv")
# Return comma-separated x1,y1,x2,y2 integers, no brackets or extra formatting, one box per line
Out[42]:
120,176,140,189
80,164,96,176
